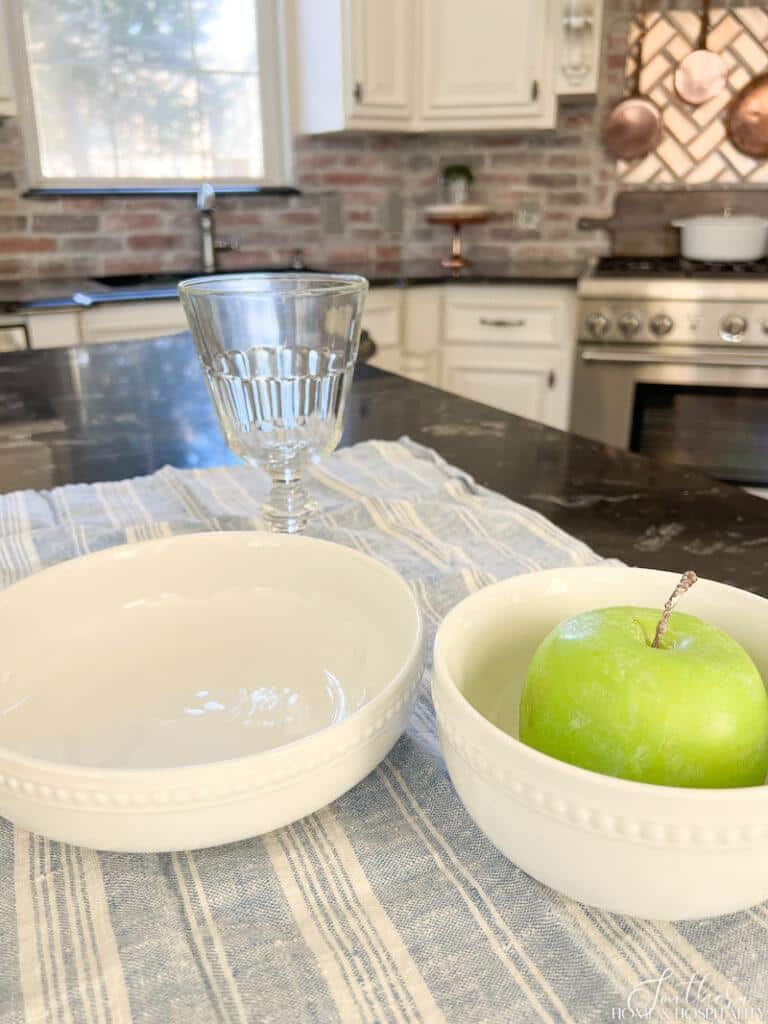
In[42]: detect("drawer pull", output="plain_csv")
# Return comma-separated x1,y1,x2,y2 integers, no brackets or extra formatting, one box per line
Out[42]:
479,317,526,328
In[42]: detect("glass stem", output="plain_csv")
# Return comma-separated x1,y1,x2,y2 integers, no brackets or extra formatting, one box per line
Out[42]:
261,453,317,534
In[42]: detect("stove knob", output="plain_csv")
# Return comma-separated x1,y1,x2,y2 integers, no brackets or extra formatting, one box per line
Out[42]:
585,311,610,338
618,312,641,337
649,313,673,337
720,314,747,343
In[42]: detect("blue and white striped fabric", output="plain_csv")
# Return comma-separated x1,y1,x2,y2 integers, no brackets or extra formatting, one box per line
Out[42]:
1,438,766,1024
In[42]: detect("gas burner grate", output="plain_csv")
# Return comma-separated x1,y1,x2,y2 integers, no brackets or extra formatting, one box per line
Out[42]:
595,256,768,278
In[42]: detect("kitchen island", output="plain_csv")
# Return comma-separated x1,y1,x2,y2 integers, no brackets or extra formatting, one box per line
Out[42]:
0,331,765,591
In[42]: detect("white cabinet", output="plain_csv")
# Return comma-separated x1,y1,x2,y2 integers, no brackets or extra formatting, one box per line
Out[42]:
292,0,413,132
442,348,563,424
293,0,558,133
349,0,413,123
440,286,576,429
402,286,441,385
362,288,403,374
0,3,17,117
22,286,580,434
361,286,443,384
359,282,578,427
27,301,189,349
418,0,555,130
27,312,80,350
79,301,188,345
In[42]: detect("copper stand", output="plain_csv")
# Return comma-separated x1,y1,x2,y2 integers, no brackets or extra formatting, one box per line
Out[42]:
445,221,469,270
426,211,492,273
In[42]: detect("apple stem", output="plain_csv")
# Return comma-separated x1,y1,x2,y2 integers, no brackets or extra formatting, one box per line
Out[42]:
651,570,698,648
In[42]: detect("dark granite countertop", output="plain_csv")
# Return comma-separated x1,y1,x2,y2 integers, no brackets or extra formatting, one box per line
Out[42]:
0,331,766,592
0,260,585,313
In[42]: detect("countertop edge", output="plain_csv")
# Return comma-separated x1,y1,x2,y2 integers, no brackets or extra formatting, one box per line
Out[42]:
1,268,585,314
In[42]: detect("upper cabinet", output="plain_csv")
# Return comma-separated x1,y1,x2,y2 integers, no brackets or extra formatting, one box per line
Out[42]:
348,0,413,125
418,0,554,130
291,0,414,131
292,0,566,133
0,4,17,117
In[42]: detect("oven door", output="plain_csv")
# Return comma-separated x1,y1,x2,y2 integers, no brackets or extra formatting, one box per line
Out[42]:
571,344,768,485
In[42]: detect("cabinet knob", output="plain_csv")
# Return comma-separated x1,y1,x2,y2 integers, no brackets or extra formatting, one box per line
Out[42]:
547,370,556,389
353,81,364,103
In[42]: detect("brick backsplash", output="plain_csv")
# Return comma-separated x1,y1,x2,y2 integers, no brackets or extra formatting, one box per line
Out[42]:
0,0,635,281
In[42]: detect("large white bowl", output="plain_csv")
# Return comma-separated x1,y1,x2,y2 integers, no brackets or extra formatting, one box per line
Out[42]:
0,532,423,852
433,566,768,920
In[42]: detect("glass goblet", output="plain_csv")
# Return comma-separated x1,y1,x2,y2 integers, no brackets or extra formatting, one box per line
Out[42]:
179,273,368,534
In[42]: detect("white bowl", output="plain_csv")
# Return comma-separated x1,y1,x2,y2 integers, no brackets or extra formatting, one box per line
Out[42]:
433,566,768,920
0,532,423,852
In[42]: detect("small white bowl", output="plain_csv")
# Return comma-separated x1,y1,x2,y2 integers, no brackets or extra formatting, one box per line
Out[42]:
433,566,768,920
0,532,423,852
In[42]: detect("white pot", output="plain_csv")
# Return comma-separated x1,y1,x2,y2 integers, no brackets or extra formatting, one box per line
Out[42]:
672,215,768,262
433,565,768,920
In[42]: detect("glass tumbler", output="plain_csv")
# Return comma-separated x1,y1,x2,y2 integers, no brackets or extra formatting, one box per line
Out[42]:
179,273,368,534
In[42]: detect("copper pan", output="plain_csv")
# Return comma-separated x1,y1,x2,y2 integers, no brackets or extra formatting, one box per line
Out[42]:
726,72,768,158
604,5,662,161
674,0,727,106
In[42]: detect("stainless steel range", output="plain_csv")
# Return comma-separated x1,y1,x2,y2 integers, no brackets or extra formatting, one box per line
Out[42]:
572,256,768,486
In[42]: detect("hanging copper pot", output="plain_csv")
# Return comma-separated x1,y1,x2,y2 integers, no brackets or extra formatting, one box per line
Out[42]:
674,0,728,106
726,72,768,158
604,4,663,161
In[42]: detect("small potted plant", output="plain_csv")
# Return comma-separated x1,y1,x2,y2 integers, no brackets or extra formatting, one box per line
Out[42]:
441,164,474,206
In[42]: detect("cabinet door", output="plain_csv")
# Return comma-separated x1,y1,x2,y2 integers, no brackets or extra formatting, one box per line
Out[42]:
418,0,554,129
27,312,81,350
441,346,565,427
80,301,189,345
347,0,412,123
362,287,402,374
0,3,17,116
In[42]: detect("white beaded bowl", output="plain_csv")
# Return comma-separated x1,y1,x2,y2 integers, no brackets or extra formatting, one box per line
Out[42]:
433,566,768,920
0,532,423,852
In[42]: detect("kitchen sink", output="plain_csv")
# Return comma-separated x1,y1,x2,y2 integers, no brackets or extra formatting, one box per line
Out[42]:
92,267,311,290
69,266,319,306
91,273,195,289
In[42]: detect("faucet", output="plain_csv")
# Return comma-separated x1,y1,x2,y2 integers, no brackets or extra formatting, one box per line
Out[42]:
196,183,239,274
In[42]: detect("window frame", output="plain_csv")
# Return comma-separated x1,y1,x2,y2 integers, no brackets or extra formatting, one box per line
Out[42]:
6,0,294,188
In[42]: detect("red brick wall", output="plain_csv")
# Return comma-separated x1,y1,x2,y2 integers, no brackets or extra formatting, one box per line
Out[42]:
0,1,633,281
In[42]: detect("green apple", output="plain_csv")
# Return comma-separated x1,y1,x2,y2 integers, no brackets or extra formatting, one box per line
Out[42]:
519,604,768,788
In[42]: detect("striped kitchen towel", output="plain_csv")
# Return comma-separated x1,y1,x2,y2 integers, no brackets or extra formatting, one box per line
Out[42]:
0,438,766,1024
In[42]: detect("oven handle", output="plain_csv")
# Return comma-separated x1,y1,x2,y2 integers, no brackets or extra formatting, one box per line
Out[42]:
580,347,768,368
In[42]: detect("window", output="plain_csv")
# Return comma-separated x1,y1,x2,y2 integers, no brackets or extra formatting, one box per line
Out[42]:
10,0,289,185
